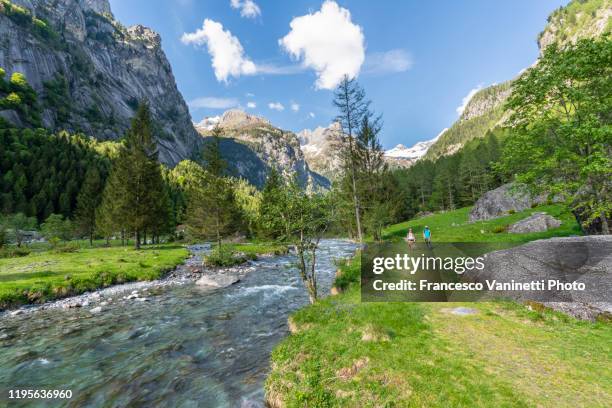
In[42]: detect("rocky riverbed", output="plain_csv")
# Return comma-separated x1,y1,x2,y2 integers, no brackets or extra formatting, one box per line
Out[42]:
1,244,257,318
0,240,358,407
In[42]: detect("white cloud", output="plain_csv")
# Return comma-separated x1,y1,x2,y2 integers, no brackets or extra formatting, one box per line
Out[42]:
291,102,300,112
247,101,257,109
230,0,261,19
279,0,365,90
456,85,482,115
268,102,285,111
188,96,239,109
181,19,256,83
246,92,255,97
363,49,413,74
308,112,315,118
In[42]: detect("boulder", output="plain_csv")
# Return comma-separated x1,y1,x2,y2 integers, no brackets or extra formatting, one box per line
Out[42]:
508,213,561,233
463,236,612,320
469,183,547,222
196,274,240,288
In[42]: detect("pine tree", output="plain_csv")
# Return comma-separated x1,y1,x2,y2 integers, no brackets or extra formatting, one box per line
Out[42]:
97,101,167,249
76,166,103,246
257,167,288,240
185,126,239,247
333,76,370,243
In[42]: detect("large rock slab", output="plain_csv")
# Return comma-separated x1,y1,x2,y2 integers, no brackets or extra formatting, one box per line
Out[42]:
508,213,562,233
469,183,547,222
464,236,612,320
195,274,240,288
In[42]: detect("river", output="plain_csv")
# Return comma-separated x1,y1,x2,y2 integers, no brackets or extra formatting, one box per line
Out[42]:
0,239,357,407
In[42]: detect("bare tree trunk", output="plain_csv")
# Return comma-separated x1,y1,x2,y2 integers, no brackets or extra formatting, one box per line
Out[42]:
601,213,610,235
135,229,140,250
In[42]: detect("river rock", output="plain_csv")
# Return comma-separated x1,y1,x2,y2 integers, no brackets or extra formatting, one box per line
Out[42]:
469,183,549,222
90,307,103,314
508,213,561,233
196,274,241,288
10,310,24,316
463,236,612,320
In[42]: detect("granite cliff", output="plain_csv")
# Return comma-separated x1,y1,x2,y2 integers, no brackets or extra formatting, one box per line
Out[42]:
0,0,201,164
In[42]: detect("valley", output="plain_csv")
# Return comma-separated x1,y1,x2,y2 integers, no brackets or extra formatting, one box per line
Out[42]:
0,0,610,407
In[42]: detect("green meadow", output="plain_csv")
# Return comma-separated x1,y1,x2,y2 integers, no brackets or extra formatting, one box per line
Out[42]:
266,205,612,407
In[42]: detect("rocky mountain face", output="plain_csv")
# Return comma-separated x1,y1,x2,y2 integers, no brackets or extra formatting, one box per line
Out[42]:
425,0,610,161
0,0,201,165
538,0,611,51
296,123,345,179
195,110,329,190
296,121,434,177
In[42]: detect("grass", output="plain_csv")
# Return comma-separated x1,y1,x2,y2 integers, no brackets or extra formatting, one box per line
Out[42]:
267,283,612,407
0,243,188,309
383,204,581,243
225,242,289,257
203,242,289,267
265,205,612,407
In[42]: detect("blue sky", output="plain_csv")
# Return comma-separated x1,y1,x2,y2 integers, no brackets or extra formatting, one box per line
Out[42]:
109,0,566,149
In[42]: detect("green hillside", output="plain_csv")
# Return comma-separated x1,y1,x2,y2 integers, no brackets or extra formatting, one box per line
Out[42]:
424,82,512,160
425,0,610,161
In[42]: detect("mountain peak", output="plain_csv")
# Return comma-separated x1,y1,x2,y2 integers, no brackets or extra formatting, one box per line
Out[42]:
219,109,270,129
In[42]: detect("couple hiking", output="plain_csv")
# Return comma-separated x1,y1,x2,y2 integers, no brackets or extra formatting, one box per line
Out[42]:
406,226,432,249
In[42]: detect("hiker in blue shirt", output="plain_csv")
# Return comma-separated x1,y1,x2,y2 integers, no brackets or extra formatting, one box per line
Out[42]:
423,226,432,248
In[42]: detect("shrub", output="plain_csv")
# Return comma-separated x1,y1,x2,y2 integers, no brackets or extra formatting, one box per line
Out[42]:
333,256,361,290
492,225,507,234
508,209,516,215
53,242,79,253
9,72,28,89
4,92,22,107
41,214,74,244
204,245,247,267
0,246,31,259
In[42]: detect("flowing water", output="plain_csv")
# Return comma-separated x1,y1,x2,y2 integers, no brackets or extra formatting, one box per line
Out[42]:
0,240,357,407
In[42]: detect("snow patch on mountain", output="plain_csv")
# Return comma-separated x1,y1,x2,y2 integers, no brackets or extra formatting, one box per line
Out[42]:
385,128,447,161
195,116,221,131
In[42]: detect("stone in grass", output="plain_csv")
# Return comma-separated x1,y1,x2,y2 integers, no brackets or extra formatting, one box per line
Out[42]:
508,212,561,233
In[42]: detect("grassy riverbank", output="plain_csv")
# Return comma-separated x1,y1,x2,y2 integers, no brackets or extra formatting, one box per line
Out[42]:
266,205,612,407
0,241,288,309
0,244,189,309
